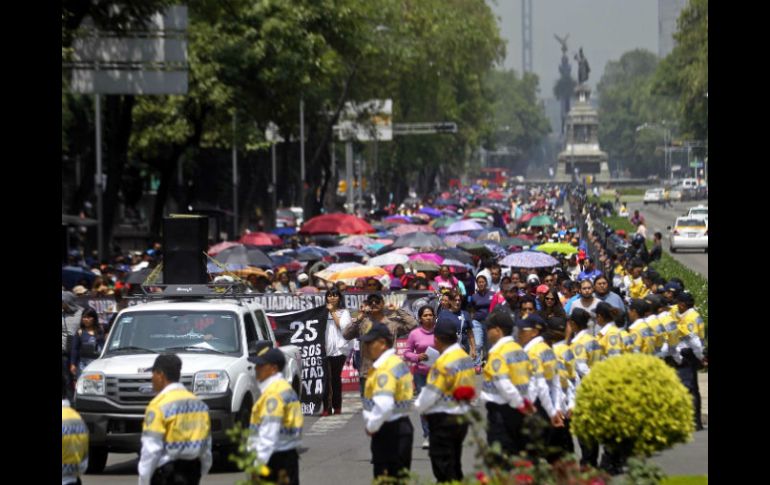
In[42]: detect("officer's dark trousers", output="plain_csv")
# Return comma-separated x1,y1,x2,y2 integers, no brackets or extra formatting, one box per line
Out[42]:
550,416,575,456
150,459,201,485
371,416,413,481
676,357,703,429
267,449,300,485
62,353,74,402
426,413,468,483
323,354,347,412
578,437,599,467
485,402,525,458
525,402,570,463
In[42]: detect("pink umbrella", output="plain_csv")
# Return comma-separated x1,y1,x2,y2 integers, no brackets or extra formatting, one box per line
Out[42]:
240,232,282,246
408,253,444,265
207,241,240,256
390,224,436,236
340,235,378,248
393,247,417,255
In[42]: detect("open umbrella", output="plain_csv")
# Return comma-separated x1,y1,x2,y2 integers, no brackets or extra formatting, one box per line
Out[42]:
383,215,412,224
458,242,494,257
408,253,444,265
240,232,282,246
435,248,474,265
499,251,559,268
467,211,491,219
62,266,97,290
340,235,379,248
300,213,375,235
324,266,389,282
271,227,296,237
390,224,436,236
296,246,331,258
207,262,246,274
367,252,410,267
207,241,240,256
532,242,578,255
518,213,536,224
311,235,342,247
326,245,367,256
407,260,440,273
500,237,533,247
446,220,484,234
215,245,273,268
419,207,443,218
442,234,475,247
431,216,459,229
392,232,446,250
314,262,364,281
528,215,556,227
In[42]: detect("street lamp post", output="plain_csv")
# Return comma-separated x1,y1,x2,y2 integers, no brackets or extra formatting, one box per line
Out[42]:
636,122,673,182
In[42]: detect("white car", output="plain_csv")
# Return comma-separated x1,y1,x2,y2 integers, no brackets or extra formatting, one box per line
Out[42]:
644,188,667,205
669,217,708,253
687,205,708,221
75,287,302,473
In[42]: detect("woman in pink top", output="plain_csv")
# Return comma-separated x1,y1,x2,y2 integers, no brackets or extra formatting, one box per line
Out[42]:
404,305,436,449
433,265,458,290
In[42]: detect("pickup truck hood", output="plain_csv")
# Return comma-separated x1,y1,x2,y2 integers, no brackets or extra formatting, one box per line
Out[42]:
85,353,242,375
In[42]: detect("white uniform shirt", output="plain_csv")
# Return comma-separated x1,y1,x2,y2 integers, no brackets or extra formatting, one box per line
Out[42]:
414,343,471,416
524,336,561,418
246,373,302,464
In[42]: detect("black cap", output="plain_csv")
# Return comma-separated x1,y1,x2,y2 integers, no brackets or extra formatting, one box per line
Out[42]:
435,312,460,338
628,298,650,315
486,310,514,333
152,353,182,381
515,314,545,331
663,281,683,293
644,294,663,311
360,323,393,343
248,347,286,370
569,308,590,328
677,292,695,306
547,316,567,333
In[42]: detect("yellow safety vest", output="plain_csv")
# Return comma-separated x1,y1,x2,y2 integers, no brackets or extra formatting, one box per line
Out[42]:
62,405,88,480
571,331,602,368
678,308,705,341
482,339,531,399
250,378,303,447
364,353,414,413
552,342,576,390
526,340,557,382
628,319,655,354
426,346,476,409
143,387,211,458
599,325,625,357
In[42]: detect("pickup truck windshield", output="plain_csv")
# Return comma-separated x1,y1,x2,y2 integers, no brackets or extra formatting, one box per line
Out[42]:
105,311,241,356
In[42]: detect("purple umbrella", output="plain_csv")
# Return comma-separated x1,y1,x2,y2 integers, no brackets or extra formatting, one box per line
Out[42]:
498,250,559,268
442,234,475,247
446,219,484,234
419,206,443,218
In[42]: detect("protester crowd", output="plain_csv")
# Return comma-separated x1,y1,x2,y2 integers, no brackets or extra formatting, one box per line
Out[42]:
62,182,707,484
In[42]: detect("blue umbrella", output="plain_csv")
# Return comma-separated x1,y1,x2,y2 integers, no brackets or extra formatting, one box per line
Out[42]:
419,207,443,218
272,227,296,237
296,246,330,258
498,251,559,268
62,266,96,290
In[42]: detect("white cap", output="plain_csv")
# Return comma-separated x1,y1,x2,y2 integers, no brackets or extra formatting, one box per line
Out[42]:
297,273,309,283
526,274,540,284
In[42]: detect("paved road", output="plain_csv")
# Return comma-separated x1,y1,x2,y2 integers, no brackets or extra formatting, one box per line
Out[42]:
628,201,708,280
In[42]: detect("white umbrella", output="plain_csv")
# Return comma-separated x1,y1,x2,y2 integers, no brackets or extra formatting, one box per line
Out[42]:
367,252,410,267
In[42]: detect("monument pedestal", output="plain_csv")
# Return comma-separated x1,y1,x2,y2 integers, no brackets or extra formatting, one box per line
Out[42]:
556,84,609,182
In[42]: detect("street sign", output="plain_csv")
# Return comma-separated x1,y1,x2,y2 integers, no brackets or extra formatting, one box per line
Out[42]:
689,160,704,168
392,122,458,135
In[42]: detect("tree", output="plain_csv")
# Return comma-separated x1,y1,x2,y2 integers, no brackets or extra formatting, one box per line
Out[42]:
653,0,708,142
597,49,676,177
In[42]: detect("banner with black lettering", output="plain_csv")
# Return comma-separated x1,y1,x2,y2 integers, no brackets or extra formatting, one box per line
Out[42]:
254,291,436,316
75,296,118,327
267,305,329,416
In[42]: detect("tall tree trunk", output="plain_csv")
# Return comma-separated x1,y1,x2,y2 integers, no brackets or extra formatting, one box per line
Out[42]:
102,95,135,255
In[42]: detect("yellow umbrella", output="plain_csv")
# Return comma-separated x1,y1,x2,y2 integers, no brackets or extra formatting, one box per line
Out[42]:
327,266,389,282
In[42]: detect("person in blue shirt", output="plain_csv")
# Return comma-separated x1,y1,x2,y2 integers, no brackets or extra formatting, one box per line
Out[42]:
593,275,626,315
438,290,477,363
468,275,494,369
577,258,602,283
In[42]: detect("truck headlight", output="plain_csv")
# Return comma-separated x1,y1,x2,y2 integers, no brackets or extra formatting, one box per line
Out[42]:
194,370,229,394
77,372,106,395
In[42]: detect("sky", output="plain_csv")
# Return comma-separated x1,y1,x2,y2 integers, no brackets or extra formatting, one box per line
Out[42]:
486,0,659,99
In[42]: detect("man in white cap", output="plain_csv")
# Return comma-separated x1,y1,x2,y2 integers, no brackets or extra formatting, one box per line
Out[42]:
296,273,318,294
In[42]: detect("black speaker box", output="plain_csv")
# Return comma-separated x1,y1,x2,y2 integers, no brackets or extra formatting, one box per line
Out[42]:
163,215,209,284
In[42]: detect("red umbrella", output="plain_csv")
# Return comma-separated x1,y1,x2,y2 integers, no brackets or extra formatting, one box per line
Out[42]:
207,241,240,256
300,213,375,235
518,213,536,223
240,232,282,246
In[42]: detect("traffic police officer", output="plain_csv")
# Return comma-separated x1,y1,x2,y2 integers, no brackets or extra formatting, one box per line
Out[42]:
594,302,624,358
139,354,212,485
643,294,669,357
414,313,476,483
360,323,414,481
626,299,655,354
62,376,88,485
248,347,303,485
671,292,705,431
545,316,576,457
516,314,564,461
480,310,533,461
567,308,601,466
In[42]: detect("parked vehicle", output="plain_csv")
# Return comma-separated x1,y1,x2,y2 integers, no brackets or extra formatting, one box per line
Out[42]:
668,217,708,253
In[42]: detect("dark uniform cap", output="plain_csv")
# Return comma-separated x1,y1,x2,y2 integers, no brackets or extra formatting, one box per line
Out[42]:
644,294,664,311
486,310,514,333
628,298,650,315
515,313,546,331
664,281,683,293
435,312,461,338
360,323,393,343
569,308,591,327
677,292,695,305
546,316,567,332
248,347,286,370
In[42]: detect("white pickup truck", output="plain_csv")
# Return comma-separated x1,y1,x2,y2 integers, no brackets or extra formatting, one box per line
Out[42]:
74,285,301,473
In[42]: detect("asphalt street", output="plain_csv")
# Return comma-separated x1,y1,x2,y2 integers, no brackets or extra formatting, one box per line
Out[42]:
627,201,708,280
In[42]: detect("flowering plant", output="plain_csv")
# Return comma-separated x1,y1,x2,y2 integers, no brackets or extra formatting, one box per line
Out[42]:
453,385,476,401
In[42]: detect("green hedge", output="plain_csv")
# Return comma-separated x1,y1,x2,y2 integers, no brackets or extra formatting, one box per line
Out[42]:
661,476,708,485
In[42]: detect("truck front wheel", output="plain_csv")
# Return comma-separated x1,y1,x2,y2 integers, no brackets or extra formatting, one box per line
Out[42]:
85,446,108,474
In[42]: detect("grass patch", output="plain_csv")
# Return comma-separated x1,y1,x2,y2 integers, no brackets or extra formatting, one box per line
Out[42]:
661,476,708,485
618,187,646,196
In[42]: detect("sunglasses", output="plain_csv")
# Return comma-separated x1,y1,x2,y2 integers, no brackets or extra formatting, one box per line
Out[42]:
544,297,556,301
